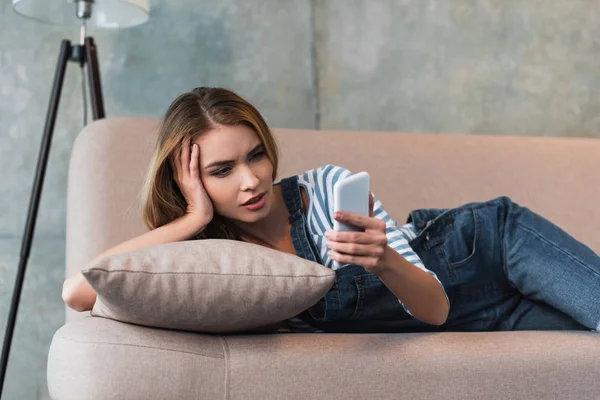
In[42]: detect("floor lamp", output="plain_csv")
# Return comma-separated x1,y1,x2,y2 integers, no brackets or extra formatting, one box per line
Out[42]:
1,1,149,396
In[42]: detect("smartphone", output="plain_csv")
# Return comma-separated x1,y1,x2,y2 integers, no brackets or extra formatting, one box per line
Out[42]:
332,171,370,232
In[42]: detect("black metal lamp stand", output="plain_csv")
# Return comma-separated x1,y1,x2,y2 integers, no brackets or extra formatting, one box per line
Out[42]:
0,36,105,397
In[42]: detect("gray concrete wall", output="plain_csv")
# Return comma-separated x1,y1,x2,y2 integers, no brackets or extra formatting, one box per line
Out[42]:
1,0,599,398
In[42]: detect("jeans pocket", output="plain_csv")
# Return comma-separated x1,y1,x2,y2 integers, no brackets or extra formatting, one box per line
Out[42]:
443,207,480,268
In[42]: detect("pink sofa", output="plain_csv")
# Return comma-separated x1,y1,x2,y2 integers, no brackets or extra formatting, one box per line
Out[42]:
47,117,600,399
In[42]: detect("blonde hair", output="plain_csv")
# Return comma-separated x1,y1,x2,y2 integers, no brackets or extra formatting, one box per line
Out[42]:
141,87,279,240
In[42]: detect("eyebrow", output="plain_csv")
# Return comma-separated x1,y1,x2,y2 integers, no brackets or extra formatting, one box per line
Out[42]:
204,143,264,169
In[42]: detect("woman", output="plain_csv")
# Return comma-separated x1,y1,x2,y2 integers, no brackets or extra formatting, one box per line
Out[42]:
62,87,600,334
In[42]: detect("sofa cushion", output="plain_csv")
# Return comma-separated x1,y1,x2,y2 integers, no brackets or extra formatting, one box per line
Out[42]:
82,239,335,333
48,317,600,400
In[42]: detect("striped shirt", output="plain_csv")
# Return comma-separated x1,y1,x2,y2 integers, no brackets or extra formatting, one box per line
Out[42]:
277,164,448,333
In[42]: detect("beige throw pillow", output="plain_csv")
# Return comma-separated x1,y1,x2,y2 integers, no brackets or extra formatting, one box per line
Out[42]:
82,239,335,333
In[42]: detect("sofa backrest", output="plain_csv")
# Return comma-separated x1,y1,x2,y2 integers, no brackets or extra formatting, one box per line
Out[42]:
66,117,600,320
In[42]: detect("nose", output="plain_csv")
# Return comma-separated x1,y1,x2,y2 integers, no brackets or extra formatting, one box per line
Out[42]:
239,164,260,192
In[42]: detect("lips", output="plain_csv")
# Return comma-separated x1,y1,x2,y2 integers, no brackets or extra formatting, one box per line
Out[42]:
242,192,265,206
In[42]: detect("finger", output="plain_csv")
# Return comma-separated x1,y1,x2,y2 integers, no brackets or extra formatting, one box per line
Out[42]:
190,143,199,180
326,240,383,257
327,250,377,268
325,230,373,244
181,136,191,178
334,211,383,230
369,191,374,218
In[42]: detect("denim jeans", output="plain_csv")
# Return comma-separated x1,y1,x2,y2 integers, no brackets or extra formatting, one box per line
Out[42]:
279,176,600,333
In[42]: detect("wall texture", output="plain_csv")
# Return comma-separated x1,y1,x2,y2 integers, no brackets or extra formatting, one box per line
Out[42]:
1,0,599,398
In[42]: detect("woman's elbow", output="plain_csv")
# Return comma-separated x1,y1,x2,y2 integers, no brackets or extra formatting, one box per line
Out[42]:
431,311,449,326
62,273,96,312
418,298,449,326
62,280,84,312
431,301,449,326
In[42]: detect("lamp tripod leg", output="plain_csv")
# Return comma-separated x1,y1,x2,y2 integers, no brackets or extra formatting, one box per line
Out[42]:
84,37,105,119
0,39,72,397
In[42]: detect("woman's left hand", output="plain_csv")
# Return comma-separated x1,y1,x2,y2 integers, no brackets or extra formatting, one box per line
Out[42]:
325,191,390,274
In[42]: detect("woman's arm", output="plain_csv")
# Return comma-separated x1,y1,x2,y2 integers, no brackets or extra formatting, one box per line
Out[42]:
62,273,96,312
376,246,449,325
62,214,209,312
325,187,450,326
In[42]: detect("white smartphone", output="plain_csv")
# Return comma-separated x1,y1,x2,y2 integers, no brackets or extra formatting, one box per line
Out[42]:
332,171,370,232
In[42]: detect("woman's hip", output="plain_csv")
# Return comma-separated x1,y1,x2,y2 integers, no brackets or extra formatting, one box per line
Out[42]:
407,197,521,328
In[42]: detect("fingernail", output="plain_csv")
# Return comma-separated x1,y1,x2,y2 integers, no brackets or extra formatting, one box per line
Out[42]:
334,212,342,219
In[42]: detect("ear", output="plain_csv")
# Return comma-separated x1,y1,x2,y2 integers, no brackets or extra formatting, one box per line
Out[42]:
369,191,374,218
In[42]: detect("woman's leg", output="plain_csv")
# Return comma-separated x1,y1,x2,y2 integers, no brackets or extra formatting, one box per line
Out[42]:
500,197,600,331
496,296,589,331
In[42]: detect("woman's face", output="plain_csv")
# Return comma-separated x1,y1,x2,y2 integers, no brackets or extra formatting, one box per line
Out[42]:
194,124,274,224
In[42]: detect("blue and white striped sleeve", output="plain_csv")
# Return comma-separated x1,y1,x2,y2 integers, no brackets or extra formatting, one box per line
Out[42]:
371,192,450,315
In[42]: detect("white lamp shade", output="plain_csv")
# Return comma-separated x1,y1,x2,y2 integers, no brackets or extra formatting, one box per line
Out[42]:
12,0,150,29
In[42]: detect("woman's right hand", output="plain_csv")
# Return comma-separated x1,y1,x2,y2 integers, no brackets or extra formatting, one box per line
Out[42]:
170,136,214,226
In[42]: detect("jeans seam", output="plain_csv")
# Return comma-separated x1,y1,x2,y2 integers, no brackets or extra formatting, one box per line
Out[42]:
438,245,455,281
335,281,340,319
500,206,510,290
448,207,481,269
511,214,600,280
351,277,364,320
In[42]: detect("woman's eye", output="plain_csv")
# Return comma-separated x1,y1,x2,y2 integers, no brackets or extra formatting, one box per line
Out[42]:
210,151,264,177
212,167,231,177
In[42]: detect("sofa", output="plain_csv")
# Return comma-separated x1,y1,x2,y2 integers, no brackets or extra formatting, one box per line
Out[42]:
47,117,600,399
